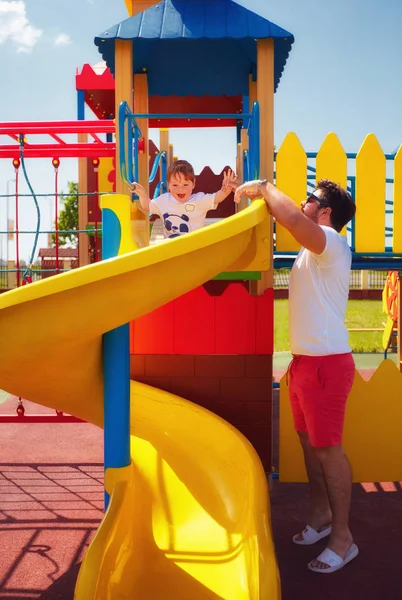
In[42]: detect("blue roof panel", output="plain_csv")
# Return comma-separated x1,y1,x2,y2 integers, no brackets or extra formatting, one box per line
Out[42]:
95,0,294,95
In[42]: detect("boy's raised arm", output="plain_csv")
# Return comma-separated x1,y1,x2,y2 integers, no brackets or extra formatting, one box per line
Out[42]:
214,169,238,204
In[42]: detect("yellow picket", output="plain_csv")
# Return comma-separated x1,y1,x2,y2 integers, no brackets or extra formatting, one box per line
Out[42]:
355,134,385,253
275,132,306,252
316,133,347,188
316,133,348,235
393,146,402,253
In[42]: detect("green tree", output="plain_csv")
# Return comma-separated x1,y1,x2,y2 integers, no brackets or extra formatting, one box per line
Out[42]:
53,181,78,247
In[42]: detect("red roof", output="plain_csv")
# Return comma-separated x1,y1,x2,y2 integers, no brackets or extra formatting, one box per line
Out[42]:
76,62,115,119
76,62,114,91
39,248,78,258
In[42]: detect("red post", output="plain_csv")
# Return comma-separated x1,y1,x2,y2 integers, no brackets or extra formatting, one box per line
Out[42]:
92,158,100,262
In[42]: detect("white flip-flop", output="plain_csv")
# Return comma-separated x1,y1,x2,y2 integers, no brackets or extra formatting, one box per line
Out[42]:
292,524,332,546
308,543,359,574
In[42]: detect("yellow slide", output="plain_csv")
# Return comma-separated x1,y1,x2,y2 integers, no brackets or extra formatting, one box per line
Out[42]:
0,197,280,599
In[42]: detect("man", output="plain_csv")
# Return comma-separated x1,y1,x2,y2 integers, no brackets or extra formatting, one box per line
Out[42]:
233,178,357,574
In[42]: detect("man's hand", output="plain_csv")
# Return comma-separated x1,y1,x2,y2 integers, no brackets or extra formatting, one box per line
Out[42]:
234,180,263,203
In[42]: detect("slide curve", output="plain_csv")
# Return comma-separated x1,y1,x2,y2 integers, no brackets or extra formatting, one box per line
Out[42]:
0,198,280,599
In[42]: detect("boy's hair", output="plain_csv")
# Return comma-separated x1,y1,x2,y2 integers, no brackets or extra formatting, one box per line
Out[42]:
316,179,356,232
167,160,195,183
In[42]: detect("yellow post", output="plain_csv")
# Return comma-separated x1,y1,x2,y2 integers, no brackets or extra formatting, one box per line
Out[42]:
133,73,150,247
78,148,89,266
159,128,172,170
251,38,274,294
249,74,257,109
115,40,134,197
114,40,142,250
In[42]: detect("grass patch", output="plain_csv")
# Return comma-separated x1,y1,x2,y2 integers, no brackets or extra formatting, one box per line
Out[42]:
274,299,386,353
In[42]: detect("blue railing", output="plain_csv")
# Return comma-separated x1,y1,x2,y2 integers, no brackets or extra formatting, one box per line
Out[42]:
118,100,261,188
149,151,167,196
149,151,167,184
118,101,142,185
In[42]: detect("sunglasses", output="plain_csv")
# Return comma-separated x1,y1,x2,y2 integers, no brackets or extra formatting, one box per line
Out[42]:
306,192,328,208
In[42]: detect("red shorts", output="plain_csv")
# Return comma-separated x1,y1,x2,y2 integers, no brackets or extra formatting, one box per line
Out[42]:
288,353,355,447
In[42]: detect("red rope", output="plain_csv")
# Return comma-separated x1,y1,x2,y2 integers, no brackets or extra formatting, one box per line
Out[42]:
54,164,59,273
15,168,20,287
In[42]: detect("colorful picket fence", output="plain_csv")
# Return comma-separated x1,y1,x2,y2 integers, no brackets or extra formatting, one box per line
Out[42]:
275,132,402,255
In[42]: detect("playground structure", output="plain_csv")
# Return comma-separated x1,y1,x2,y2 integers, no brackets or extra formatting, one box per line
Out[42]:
1,0,402,598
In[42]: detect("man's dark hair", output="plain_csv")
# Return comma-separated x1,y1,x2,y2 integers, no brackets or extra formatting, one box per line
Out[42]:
316,179,356,232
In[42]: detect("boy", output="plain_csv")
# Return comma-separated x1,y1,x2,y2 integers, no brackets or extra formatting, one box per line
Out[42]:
129,160,237,239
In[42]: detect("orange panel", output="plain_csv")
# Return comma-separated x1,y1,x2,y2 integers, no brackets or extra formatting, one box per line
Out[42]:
131,302,175,354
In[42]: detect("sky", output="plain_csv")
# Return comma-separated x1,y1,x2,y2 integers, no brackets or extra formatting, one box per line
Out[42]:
0,0,401,260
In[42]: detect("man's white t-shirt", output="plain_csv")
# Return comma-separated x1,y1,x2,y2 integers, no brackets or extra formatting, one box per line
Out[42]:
150,192,217,238
288,226,352,356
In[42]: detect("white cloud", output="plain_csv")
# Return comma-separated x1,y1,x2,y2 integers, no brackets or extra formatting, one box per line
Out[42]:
0,0,42,53
54,33,71,46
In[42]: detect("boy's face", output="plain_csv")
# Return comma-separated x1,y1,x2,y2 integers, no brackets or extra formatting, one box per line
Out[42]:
168,172,195,203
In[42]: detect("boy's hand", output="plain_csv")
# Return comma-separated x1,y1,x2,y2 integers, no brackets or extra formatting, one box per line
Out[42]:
221,169,238,192
129,181,145,195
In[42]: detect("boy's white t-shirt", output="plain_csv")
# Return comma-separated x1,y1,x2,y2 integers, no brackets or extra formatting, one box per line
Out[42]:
288,225,352,356
150,192,217,238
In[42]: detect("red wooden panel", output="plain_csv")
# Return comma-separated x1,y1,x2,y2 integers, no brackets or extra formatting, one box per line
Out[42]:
131,302,175,354
256,289,274,354
173,287,215,354
215,284,256,354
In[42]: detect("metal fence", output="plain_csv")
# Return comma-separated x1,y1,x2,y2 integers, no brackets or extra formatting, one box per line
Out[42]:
273,269,387,290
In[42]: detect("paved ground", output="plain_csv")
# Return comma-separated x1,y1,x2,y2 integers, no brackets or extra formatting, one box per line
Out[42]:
0,355,400,599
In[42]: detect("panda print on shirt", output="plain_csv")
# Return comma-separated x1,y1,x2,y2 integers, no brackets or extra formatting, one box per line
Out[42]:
163,213,190,238
149,192,217,239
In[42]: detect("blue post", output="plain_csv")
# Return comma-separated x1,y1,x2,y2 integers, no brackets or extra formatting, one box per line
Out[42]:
161,152,167,193
107,116,113,143
252,100,260,180
350,177,356,253
133,124,139,183
77,90,85,121
102,207,130,509
242,94,250,131
128,120,134,184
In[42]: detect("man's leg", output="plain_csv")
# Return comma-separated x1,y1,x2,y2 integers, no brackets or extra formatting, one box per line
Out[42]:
293,431,332,542
309,444,353,569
